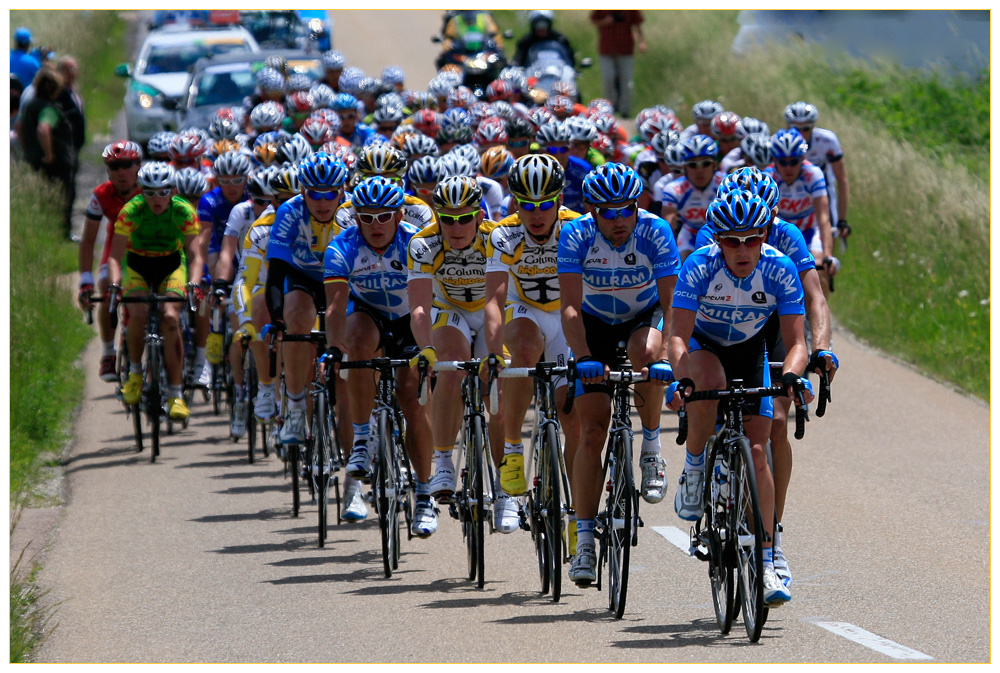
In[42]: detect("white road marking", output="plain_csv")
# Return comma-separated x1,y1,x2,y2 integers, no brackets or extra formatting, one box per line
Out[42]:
810,621,933,660
652,525,696,556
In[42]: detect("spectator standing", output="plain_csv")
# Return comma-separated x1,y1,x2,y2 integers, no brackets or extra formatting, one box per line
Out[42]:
10,27,41,89
57,55,85,238
20,66,76,238
590,11,646,118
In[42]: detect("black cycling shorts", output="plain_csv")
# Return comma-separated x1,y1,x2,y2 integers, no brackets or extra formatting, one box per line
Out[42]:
283,268,327,314
689,330,773,418
580,305,662,396
350,296,418,360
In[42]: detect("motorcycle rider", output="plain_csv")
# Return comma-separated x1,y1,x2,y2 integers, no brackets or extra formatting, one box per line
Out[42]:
437,10,506,69
513,10,576,70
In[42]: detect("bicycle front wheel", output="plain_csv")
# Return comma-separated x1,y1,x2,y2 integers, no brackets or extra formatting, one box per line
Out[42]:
705,435,735,635
313,392,332,547
376,409,400,577
288,444,301,517
732,436,767,642
607,433,634,618
542,423,563,602
146,345,162,463
466,415,486,588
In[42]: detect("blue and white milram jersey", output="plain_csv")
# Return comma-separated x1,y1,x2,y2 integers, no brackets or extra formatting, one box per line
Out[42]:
266,194,341,284
673,243,804,347
694,217,816,276
199,186,246,255
323,222,420,320
562,155,592,213
558,209,680,324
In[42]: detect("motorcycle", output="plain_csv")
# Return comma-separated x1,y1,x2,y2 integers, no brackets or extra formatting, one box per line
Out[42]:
524,39,592,100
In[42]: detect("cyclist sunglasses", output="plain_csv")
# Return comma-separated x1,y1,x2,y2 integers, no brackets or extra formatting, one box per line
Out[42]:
142,188,173,198
438,209,480,226
716,233,766,248
546,145,569,155
517,197,557,212
306,189,339,201
216,176,247,186
356,211,396,225
716,135,738,143
107,160,137,171
595,204,637,220
507,139,529,148
777,158,803,167
793,125,814,133
252,197,273,207
685,159,715,169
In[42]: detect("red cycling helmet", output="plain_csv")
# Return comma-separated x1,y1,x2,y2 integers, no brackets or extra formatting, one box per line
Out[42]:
103,140,143,163
711,111,742,140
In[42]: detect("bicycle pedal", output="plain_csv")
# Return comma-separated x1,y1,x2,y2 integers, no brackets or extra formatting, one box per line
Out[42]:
637,516,644,528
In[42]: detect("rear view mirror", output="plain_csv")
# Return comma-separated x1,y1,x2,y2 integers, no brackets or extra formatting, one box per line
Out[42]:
114,63,133,78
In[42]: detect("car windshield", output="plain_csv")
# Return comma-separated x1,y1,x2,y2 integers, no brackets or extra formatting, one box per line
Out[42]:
143,41,252,74
240,11,306,48
194,69,256,107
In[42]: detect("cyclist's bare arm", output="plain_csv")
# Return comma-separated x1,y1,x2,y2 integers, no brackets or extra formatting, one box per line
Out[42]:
185,234,204,283
654,275,676,360
107,232,128,287
408,277,434,349
800,268,830,353
483,270,508,358
812,194,834,265
78,215,102,281
831,157,849,222
661,205,680,235
214,234,240,284
557,272,590,360
665,306,697,410
323,281,349,352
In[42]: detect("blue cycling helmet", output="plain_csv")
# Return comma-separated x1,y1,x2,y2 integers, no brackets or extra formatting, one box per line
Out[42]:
332,93,360,111
581,163,644,204
441,107,471,129
708,190,771,233
407,156,445,184
720,168,779,211
298,152,349,189
352,176,405,209
682,134,719,162
770,128,808,159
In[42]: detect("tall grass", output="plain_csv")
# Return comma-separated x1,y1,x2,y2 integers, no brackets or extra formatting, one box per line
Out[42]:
10,10,131,661
10,165,91,498
497,10,989,400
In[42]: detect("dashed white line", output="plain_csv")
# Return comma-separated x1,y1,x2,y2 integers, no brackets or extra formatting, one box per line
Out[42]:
651,530,933,660
652,525,696,556
810,622,932,660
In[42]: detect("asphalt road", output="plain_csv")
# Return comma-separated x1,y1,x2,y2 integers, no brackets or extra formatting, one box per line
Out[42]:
28,10,990,665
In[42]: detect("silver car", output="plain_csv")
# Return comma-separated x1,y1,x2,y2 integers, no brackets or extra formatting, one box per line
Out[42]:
116,23,260,145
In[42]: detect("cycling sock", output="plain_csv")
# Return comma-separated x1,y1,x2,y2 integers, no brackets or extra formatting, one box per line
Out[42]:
287,390,307,411
763,546,774,569
102,341,115,357
640,425,660,455
234,384,244,400
576,518,596,550
415,480,431,498
194,346,207,368
167,385,183,399
774,524,783,548
352,422,371,446
503,441,524,455
684,449,706,472
433,449,454,472
130,360,142,374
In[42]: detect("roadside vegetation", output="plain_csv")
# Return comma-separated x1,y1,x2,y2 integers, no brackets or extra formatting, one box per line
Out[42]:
10,9,131,662
495,10,989,400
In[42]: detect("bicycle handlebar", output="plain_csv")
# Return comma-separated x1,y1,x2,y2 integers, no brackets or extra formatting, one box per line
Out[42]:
676,381,809,442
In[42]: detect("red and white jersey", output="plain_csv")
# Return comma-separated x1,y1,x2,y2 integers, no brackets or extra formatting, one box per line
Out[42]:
720,147,746,174
85,181,140,266
765,161,828,232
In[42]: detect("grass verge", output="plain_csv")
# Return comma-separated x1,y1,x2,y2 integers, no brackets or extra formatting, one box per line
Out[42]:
494,10,989,400
10,10,132,662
